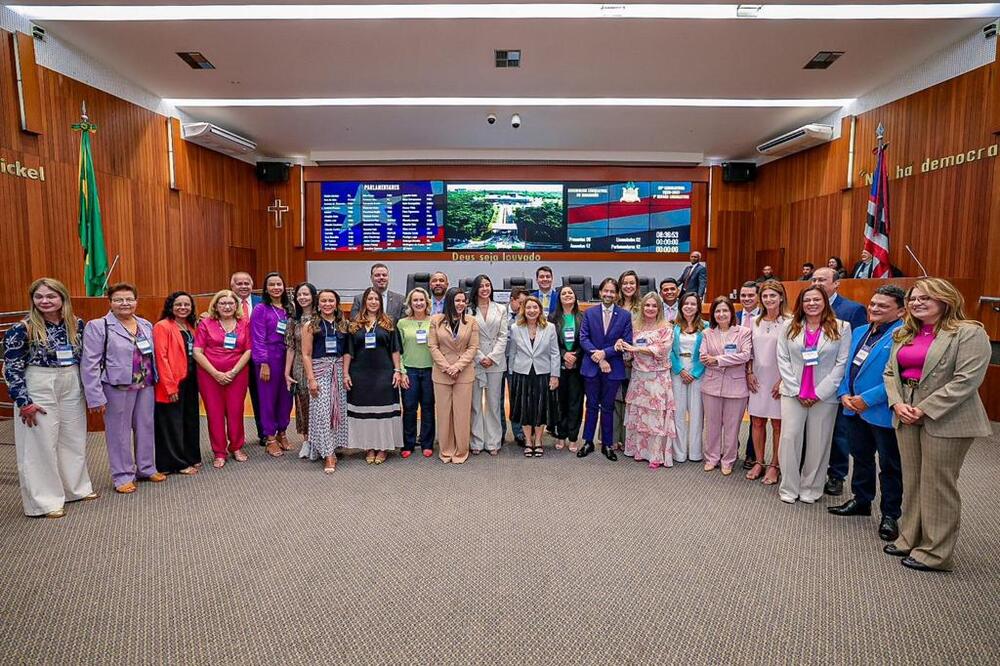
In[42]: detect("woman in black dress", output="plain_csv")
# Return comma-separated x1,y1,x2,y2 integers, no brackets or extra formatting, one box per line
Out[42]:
344,287,404,465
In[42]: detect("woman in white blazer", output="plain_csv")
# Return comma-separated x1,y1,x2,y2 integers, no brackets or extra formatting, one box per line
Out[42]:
468,275,509,456
508,296,561,457
776,286,852,504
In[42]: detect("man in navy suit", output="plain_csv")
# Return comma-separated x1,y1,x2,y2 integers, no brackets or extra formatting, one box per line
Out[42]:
828,285,906,542
736,281,761,467
811,266,870,495
531,265,560,316
577,278,633,461
677,251,707,299
230,271,264,445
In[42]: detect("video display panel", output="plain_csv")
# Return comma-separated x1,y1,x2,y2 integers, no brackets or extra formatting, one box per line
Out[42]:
444,183,565,251
320,181,445,252
566,181,692,252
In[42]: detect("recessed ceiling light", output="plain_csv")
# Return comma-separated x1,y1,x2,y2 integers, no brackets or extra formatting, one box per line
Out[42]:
10,4,1000,22
736,5,763,18
495,49,521,68
176,51,215,70
163,96,855,108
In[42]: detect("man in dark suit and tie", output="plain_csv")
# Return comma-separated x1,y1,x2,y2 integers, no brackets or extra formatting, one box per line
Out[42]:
577,278,633,461
351,263,405,323
678,251,707,298
811,266,869,495
531,265,560,316
230,271,264,445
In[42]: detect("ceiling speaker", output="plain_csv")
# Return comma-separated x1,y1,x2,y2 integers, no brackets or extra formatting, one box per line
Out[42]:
256,162,290,183
722,162,757,183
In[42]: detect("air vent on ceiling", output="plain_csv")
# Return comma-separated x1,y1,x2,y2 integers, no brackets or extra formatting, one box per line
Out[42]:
176,51,215,70
495,50,521,68
804,51,844,70
181,122,256,156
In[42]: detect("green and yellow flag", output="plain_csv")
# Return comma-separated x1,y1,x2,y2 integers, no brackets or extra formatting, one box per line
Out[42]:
73,107,109,296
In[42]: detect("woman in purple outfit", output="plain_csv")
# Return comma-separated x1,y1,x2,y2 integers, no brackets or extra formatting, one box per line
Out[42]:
250,272,294,457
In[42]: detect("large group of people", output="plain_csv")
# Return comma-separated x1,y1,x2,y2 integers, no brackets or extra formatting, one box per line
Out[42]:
2,262,991,573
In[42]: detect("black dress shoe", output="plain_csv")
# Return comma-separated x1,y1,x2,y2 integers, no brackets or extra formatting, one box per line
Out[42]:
742,458,756,470
577,441,595,458
883,544,909,557
824,477,844,496
827,498,872,516
901,556,940,572
514,437,527,447
601,445,618,461
878,516,900,542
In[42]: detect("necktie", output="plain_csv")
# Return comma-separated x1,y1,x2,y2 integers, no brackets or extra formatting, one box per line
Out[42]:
242,299,250,319
603,309,611,334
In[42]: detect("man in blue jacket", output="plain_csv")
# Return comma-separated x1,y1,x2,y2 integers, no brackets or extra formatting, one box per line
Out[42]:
578,278,632,461
811,266,869,495
827,285,906,542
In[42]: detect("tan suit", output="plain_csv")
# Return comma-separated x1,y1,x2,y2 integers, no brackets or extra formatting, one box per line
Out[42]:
428,315,480,463
883,323,991,569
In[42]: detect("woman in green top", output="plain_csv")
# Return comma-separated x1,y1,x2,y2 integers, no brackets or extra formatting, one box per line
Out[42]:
397,288,435,458
553,285,584,452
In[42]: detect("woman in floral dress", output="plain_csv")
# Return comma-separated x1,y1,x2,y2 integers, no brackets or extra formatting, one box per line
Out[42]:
618,292,677,469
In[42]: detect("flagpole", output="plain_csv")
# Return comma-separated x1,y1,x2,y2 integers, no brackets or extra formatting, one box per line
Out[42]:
100,254,120,293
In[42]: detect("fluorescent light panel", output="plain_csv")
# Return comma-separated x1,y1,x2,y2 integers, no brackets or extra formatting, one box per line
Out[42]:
164,97,854,108
11,4,1000,21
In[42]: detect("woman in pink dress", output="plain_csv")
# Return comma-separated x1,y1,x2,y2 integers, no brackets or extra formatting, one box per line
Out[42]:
745,280,790,485
617,292,677,469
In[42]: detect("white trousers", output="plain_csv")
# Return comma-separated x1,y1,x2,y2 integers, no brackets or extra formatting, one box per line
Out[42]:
671,373,703,463
471,371,505,451
13,366,94,516
777,397,839,503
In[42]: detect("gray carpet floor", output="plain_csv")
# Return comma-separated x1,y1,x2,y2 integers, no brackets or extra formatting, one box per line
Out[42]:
1,418,998,665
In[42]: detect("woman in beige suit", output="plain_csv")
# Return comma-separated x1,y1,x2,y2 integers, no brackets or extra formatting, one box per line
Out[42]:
882,278,991,572
428,288,480,464
469,275,509,456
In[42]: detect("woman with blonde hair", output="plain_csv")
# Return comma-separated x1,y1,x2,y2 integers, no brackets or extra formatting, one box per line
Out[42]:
508,295,560,457
396,287,436,458
3,278,97,517
617,292,676,469
745,280,790,485
882,278,991,572
193,290,253,468
344,287,404,465
776,286,851,504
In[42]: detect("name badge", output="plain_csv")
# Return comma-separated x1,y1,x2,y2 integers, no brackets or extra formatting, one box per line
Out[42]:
276,319,287,335
136,336,153,356
853,347,870,366
635,338,648,347
223,331,238,350
365,331,377,349
802,348,819,367
724,343,737,354
325,335,338,354
186,339,194,356
415,328,428,345
55,344,75,366
563,328,575,343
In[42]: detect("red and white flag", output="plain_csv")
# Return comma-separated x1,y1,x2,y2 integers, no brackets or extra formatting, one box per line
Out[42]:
864,126,891,278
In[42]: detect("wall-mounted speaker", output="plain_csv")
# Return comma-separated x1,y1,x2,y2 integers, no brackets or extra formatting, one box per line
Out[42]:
255,161,290,183
722,162,757,183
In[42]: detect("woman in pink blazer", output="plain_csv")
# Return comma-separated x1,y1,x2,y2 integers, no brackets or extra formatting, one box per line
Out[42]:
700,296,752,475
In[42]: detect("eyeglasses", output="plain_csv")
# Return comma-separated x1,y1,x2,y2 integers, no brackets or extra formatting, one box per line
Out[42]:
111,298,136,304
906,296,934,305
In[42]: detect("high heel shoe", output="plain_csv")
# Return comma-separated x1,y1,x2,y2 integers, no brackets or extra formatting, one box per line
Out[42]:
762,464,780,485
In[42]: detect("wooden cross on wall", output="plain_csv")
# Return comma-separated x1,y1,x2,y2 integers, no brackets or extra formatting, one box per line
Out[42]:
268,199,289,228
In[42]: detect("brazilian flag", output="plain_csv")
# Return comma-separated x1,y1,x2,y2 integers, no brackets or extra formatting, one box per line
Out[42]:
74,114,109,296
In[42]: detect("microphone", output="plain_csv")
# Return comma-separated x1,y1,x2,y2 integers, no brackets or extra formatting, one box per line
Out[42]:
905,245,929,277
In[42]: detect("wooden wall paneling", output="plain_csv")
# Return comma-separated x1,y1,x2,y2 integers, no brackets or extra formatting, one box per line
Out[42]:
10,32,44,134
167,117,189,192
982,365,1000,422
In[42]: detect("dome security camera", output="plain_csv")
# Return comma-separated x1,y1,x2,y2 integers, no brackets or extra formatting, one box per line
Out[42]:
511,113,521,129
487,113,497,125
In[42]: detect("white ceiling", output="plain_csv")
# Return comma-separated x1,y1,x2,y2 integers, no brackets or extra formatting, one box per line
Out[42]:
20,2,994,161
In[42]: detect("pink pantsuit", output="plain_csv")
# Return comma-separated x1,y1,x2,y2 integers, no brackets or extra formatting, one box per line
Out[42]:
195,318,251,459
700,326,752,469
